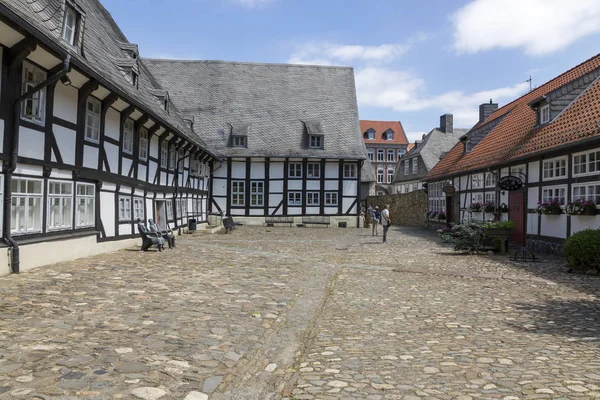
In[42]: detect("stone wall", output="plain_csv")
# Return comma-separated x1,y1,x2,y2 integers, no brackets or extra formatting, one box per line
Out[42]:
366,190,428,227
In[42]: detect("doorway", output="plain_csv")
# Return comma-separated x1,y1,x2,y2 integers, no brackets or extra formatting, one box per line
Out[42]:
508,191,525,245
155,200,167,230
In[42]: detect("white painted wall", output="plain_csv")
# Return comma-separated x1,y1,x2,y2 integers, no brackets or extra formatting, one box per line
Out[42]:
53,125,76,165
343,180,357,195
54,82,78,123
105,108,120,141
250,163,264,179
288,180,302,190
540,215,566,239
528,161,539,183
270,181,283,193
100,191,115,237
527,187,538,209
270,163,284,179
306,181,320,190
19,126,44,160
571,216,600,234
325,163,338,178
83,145,99,169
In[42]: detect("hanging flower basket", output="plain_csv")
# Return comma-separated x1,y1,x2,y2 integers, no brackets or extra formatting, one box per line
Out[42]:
498,203,509,213
564,199,598,216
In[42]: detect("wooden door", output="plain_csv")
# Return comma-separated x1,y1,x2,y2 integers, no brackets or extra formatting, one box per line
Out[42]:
509,191,525,245
155,201,167,229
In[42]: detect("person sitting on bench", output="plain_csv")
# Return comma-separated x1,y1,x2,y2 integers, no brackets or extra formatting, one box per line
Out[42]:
148,219,175,249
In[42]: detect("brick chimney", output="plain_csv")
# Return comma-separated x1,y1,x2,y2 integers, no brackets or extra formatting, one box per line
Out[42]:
439,114,453,133
479,99,498,124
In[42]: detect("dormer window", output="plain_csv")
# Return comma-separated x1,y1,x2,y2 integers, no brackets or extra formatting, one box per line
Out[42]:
540,104,550,124
384,130,394,140
232,135,247,148
131,71,139,89
309,134,323,149
366,130,375,140
61,6,78,46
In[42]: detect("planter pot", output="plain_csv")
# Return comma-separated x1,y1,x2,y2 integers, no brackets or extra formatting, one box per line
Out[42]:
545,209,562,215
484,228,513,254
582,207,598,216
483,207,495,213
469,208,482,213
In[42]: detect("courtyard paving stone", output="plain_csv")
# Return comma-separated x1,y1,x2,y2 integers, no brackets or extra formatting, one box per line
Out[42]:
0,225,597,399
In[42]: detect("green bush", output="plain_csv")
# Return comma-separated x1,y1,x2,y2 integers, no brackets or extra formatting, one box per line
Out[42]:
564,229,600,271
440,221,487,252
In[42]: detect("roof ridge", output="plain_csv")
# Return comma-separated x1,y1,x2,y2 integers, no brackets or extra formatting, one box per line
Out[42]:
143,58,354,70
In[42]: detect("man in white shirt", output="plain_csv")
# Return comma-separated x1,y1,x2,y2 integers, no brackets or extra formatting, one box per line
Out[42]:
381,204,391,243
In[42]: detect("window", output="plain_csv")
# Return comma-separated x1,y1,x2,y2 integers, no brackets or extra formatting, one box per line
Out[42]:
61,6,78,45
251,181,264,206
398,149,404,159
485,192,495,205
385,131,394,140
176,199,182,219
540,104,550,124
309,135,323,149
307,163,320,178
572,184,600,204
485,172,496,187
21,62,47,124
76,183,95,227
412,158,418,174
427,182,445,213
232,135,247,147
168,145,176,170
139,127,148,161
47,181,73,231
325,192,338,206
131,71,139,89
387,150,394,162
289,163,302,178
412,183,418,191
404,185,409,194
123,119,134,154
471,173,483,189
543,157,567,180
573,149,600,176
541,186,566,205
367,130,375,140
288,191,301,206
11,179,43,234
377,167,384,183
178,148,185,168
166,200,174,220
133,198,144,221
404,160,409,175
368,149,374,162
119,196,131,221
161,142,168,168
377,150,384,162
190,155,200,176
85,97,101,143
343,163,356,178
232,181,245,206
387,168,394,184
306,192,320,206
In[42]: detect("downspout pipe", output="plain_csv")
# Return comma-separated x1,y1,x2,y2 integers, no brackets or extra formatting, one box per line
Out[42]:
3,55,71,274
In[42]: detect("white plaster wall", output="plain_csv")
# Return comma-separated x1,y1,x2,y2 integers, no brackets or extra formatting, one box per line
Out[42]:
53,125,76,165
249,209,263,216
137,165,147,182
19,126,44,160
540,215,567,239
460,175,469,191
50,168,72,179
83,145,99,169
105,108,120,141
306,181,320,190
270,163,284,179
231,162,245,179
250,163,265,179
119,185,131,194
213,177,227,196
103,182,117,191
214,163,227,178
528,161,540,183
150,135,159,159
527,187,539,209
215,197,226,213
148,162,157,185
325,163,338,179
270,181,283,193
324,181,338,191
306,207,320,214
325,207,338,214
269,194,283,208
288,207,302,215
571,216,600,234
527,214,538,235
160,172,168,185
134,188,144,197
104,143,118,173
100,191,115,237
269,207,280,215
54,82,78,123
288,180,302,190
120,223,132,235
14,164,42,176
342,198,355,214
122,158,132,176
230,208,244,216
146,198,154,221
343,181,357,196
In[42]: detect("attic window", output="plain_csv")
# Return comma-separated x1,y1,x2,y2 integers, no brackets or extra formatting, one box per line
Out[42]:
61,5,79,46
540,104,550,124
131,71,139,89
385,130,394,140
309,134,324,149
367,130,375,140
232,135,247,148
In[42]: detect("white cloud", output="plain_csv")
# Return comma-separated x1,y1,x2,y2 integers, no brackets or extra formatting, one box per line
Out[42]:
233,0,274,8
452,0,600,55
406,131,427,143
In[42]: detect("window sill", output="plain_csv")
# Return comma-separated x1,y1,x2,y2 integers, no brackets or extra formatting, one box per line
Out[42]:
12,228,98,245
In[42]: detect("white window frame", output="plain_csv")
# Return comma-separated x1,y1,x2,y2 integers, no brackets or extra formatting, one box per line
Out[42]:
367,130,375,140
542,157,567,180
343,163,356,179
377,167,384,183
385,131,394,140
471,173,483,189
367,149,374,162
11,178,43,235
166,199,174,220
85,97,101,143
309,135,323,149
541,185,567,205
119,196,132,221
288,191,301,206
250,181,264,207
139,127,148,161
133,198,145,221
484,172,496,188
232,135,247,147
404,160,409,175
572,184,600,204
21,62,47,125
306,192,320,206
387,168,394,184
377,150,384,162
76,183,95,228
289,163,302,178
398,149,404,159
232,180,245,206
573,148,600,177
540,104,550,124
427,182,445,213
122,119,134,155
307,163,320,178
484,192,495,205
412,158,418,174
168,145,177,170
61,6,78,45
176,198,182,219
47,180,73,231
387,150,394,162
325,191,338,206
161,141,169,168
412,183,418,191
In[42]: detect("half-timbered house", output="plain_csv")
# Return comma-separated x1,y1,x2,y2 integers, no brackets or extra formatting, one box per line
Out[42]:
0,0,216,274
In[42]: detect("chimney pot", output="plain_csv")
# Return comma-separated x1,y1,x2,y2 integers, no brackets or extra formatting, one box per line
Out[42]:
479,100,498,124
439,113,453,133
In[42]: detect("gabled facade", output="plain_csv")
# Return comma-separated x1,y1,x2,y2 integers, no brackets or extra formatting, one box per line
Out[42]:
425,54,600,254
360,120,409,195
0,0,216,274
393,114,467,194
145,60,366,227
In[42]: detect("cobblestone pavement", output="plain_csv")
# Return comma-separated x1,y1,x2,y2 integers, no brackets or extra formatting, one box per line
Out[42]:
0,226,598,400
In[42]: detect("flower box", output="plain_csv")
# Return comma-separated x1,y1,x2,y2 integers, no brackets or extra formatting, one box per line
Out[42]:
581,207,598,216
564,199,598,216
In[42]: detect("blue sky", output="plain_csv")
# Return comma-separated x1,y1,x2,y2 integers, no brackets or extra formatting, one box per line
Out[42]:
102,0,600,142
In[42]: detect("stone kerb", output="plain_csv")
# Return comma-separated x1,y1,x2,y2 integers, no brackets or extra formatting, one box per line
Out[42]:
366,190,428,227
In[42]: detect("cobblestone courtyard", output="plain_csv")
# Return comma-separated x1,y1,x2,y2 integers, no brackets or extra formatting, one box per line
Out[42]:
0,226,599,400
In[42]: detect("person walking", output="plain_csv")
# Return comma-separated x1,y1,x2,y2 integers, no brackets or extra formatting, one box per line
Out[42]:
381,204,391,243
372,206,380,236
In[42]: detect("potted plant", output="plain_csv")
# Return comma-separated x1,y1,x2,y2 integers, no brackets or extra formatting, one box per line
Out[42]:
498,203,509,213
536,198,563,215
437,212,446,220
469,202,482,212
482,220,515,254
483,201,495,213
564,199,598,216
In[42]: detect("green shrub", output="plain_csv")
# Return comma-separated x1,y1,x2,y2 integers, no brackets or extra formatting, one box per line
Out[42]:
441,221,487,252
564,229,600,271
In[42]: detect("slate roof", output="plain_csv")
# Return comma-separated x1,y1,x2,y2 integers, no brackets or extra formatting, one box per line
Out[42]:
0,0,213,155
360,120,408,145
144,59,366,160
427,53,600,181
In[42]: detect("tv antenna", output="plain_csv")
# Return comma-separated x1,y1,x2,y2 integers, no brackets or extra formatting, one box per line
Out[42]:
523,76,532,91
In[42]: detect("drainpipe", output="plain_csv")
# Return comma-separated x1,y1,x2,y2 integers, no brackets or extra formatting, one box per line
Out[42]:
3,55,71,273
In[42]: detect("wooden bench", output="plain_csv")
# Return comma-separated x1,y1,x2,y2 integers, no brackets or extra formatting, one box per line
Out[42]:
223,216,238,234
301,216,330,227
265,216,294,227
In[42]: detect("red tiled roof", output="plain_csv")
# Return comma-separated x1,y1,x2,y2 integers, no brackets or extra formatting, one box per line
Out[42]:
360,120,408,145
407,143,415,152
427,53,600,180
